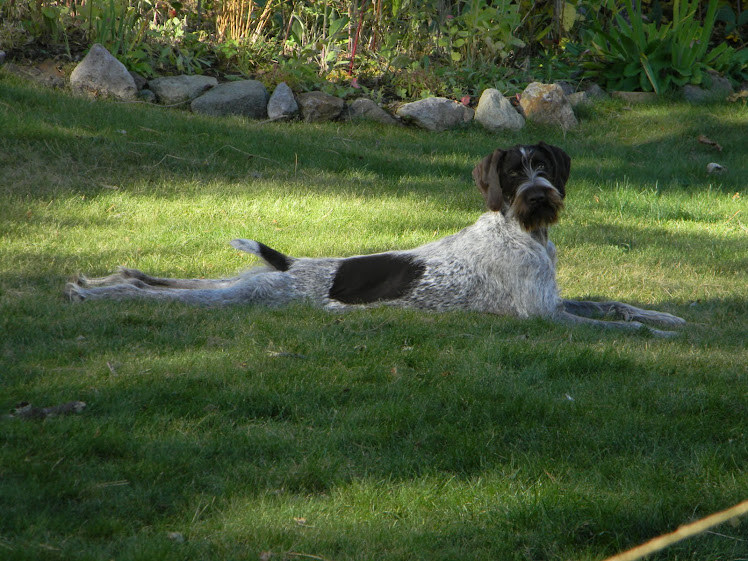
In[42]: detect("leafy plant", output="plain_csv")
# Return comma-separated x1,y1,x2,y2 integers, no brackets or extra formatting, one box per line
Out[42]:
581,0,748,94
83,0,150,58
438,0,525,66
148,17,212,75
284,2,350,75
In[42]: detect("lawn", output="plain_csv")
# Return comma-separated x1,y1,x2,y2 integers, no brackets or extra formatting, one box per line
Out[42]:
1,75,747,561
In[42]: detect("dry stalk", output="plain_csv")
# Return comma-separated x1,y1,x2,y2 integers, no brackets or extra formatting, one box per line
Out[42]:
603,499,748,561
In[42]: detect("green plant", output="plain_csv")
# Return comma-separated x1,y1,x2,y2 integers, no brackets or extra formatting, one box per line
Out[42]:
715,3,748,46
438,0,525,66
284,2,350,75
83,0,150,57
582,0,748,93
148,17,212,75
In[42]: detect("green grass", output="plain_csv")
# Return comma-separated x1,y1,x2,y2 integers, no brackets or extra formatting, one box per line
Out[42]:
1,74,747,561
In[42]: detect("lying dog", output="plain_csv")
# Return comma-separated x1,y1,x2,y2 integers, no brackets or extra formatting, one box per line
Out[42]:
66,142,685,336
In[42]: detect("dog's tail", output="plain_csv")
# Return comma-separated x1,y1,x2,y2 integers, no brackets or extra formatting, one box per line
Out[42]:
230,239,295,272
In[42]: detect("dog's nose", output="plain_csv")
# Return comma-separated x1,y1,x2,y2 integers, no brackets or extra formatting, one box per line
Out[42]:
526,191,547,205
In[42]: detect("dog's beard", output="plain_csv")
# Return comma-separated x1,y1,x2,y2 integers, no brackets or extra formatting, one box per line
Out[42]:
510,183,564,232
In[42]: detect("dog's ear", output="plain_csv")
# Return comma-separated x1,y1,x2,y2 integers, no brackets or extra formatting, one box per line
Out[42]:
472,149,504,211
538,141,571,197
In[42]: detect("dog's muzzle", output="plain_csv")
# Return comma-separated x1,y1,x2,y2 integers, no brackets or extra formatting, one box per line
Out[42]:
512,177,564,231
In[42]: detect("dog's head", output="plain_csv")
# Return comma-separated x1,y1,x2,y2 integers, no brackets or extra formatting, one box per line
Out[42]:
472,142,570,231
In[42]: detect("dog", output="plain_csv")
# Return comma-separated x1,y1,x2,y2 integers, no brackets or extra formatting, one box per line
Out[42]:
66,142,685,336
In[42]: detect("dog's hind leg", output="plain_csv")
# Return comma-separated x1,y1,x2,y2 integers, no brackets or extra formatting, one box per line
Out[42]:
77,267,243,289
66,270,296,306
563,299,686,327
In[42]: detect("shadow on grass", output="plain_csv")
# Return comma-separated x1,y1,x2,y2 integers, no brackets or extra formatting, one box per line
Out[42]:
2,301,745,557
2,78,747,206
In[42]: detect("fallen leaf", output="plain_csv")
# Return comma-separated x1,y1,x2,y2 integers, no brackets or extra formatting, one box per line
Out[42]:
698,134,722,151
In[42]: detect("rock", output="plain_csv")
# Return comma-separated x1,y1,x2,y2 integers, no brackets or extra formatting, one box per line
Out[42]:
129,71,147,91
474,88,524,131
191,80,269,118
611,91,657,103
267,82,298,120
148,75,218,106
297,91,345,122
682,73,733,103
36,60,66,88
555,81,575,96
4,61,65,89
396,97,474,132
584,83,607,98
137,89,157,103
69,43,137,101
344,98,399,125
567,91,591,107
519,82,578,129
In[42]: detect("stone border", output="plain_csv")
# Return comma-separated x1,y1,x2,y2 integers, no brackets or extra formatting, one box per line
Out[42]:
2,43,741,134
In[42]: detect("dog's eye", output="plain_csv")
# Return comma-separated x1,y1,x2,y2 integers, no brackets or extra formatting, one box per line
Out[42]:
509,170,520,177
536,163,546,170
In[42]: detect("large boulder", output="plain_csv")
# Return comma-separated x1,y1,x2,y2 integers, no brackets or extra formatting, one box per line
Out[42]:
267,82,299,120
474,89,524,131
148,75,217,105
69,44,137,101
396,97,474,131
519,82,578,129
297,91,345,122
190,80,269,118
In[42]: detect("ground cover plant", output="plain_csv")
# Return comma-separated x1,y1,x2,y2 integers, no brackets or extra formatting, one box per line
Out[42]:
1,75,747,560
2,1,746,101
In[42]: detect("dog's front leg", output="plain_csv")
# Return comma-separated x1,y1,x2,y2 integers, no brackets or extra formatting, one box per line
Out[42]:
563,299,686,327
557,310,679,338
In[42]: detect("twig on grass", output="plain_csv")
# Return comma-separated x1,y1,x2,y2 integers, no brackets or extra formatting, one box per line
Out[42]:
725,209,741,223
704,530,746,541
602,499,748,561
287,553,330,561
204,145,280,164
146,154,193,168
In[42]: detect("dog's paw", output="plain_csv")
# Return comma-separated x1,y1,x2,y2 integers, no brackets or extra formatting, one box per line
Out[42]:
117,267,144,279
73,273,92,287
634,309,687,327
64,282,86,302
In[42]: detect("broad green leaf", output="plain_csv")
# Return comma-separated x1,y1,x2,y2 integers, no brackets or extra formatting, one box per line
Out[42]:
562,3,577,32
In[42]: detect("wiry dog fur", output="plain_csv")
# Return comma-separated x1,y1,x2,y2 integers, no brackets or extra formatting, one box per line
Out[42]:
66,142,685,336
